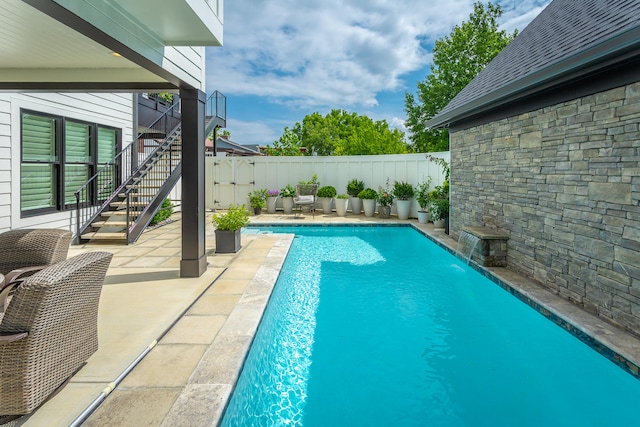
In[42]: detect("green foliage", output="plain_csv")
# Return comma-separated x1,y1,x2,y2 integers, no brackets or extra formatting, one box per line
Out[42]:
212,204,250,231
415,177,433,210
317,186,337,198
299,174,320,185
346,179,365,197
377,188,394,207
430,197,450,221
426,155,450,181
273,110,409,156
393,181,414,200
405,2,517,152
337,194,349,199
280,184,296,198
265,124,305,156
248,189,268,209
358,188,378,200
149,92,175,103
150,198,173,225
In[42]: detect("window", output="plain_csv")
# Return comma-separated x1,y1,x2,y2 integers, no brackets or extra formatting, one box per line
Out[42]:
20,110,121,216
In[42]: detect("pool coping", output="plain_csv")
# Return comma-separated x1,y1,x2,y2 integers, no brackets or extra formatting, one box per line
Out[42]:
247,222,640,380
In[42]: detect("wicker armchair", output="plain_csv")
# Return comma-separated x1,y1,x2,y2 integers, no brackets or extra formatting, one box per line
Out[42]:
0,229,72,312
0,251,112,419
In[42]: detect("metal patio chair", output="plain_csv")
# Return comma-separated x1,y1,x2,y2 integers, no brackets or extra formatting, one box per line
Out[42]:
0,251,113,421
294,184,318,218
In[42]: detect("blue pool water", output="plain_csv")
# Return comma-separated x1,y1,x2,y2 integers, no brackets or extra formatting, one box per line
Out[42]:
222,226,640,427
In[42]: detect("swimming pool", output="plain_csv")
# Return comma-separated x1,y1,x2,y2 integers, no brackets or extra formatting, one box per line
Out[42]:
222,226,640,426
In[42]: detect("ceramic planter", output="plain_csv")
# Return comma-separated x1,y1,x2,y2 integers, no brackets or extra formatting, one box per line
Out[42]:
320,197,333,214
396,199,411,220
215,229,241,253
282,197,294,214
362,199,376,217
335,198,348,216
433,219,445,228
266,197,277,214
378,205,391,218
417,211,430,224
350,197,362,215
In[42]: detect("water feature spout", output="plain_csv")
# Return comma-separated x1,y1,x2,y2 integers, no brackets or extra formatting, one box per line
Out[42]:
456,230,480,264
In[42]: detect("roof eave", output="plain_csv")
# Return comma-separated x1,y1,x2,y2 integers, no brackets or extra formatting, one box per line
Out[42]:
427,26,640,129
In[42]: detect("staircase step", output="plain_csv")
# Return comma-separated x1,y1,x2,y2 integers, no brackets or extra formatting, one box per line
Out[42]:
92,221,127,228
101,210,141,218
81,232,127,241
110,201,147,208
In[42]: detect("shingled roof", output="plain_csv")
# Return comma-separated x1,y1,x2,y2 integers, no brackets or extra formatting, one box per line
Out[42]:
427,0,640,129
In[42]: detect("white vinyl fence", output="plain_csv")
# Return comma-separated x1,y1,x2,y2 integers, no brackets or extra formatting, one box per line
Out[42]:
205,152,450,218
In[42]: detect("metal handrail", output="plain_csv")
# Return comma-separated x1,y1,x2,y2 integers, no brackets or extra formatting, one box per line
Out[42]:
74,101,181,240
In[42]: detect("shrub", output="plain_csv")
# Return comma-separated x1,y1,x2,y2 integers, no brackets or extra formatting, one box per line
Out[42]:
358,188,378,199
393,181,414,200
248,189,268,209
336,194,349,199
212,204,250,231
150,198,173,225
415,178,433,211
317,185,337,198
346,179,365,197
280,184,296,198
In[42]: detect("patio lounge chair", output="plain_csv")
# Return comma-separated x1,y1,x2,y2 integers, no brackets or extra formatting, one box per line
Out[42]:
0,251,112,421
0,229,72,312
294,184,318,218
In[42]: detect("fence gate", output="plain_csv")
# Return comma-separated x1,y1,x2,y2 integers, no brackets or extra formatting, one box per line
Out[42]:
206,157,255,210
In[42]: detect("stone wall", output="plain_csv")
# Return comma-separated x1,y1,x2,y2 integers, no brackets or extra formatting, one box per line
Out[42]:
451,82,640,335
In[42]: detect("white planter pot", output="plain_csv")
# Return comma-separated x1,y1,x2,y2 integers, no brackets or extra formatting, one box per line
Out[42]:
433,219,445,228
335,198,348,216
417,210,430,224
282,197,294,214
320,197,333,214
396,199,411,220
350,197,362,215
362,199,376,217
266,197,277,214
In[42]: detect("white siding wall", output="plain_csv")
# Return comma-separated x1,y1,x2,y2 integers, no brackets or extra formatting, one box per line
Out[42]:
206,152,450,218
163,46,206,91
0,92,133,233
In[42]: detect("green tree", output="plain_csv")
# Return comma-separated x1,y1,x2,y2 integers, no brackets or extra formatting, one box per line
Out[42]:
405,2,517,152
270,109,408,156
265,124,305,156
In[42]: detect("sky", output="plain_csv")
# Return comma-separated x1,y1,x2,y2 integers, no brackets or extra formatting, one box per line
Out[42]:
205,0,550,147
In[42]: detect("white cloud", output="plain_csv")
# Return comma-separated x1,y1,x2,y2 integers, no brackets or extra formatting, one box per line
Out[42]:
207,0,549,145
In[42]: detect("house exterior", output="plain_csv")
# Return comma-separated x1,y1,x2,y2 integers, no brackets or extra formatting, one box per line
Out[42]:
0,0,224,277
427,0,640,335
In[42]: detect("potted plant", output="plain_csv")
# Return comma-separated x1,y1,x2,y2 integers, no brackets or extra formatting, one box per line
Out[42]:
415,177,433,224
266,189,279,214
377,181,394,219
212,204,250,253
280,184,296,214
429,180,450,231
358,188,378,217
248,189,267,215
317,185,336,214
393,181,414,220
335,194,349,217
347,179,364,215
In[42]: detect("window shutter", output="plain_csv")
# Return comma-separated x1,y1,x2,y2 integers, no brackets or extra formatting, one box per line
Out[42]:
64,121,90,205
97,127,116,165
21,114,56,210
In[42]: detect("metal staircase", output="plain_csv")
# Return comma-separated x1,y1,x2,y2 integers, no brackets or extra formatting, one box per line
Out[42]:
74,91,226,244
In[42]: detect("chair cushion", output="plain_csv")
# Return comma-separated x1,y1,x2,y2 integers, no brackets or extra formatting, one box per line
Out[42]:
296,195,314,203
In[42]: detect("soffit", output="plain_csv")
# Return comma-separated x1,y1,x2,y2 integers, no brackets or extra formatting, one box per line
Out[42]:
0,0,173,88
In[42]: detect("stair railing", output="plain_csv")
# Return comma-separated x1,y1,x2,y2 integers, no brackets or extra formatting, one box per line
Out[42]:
74,100,181,241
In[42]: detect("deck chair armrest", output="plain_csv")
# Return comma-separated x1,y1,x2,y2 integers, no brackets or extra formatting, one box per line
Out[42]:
0,332,28,345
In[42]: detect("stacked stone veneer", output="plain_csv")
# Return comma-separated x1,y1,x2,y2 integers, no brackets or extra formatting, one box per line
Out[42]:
450,82,640,336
